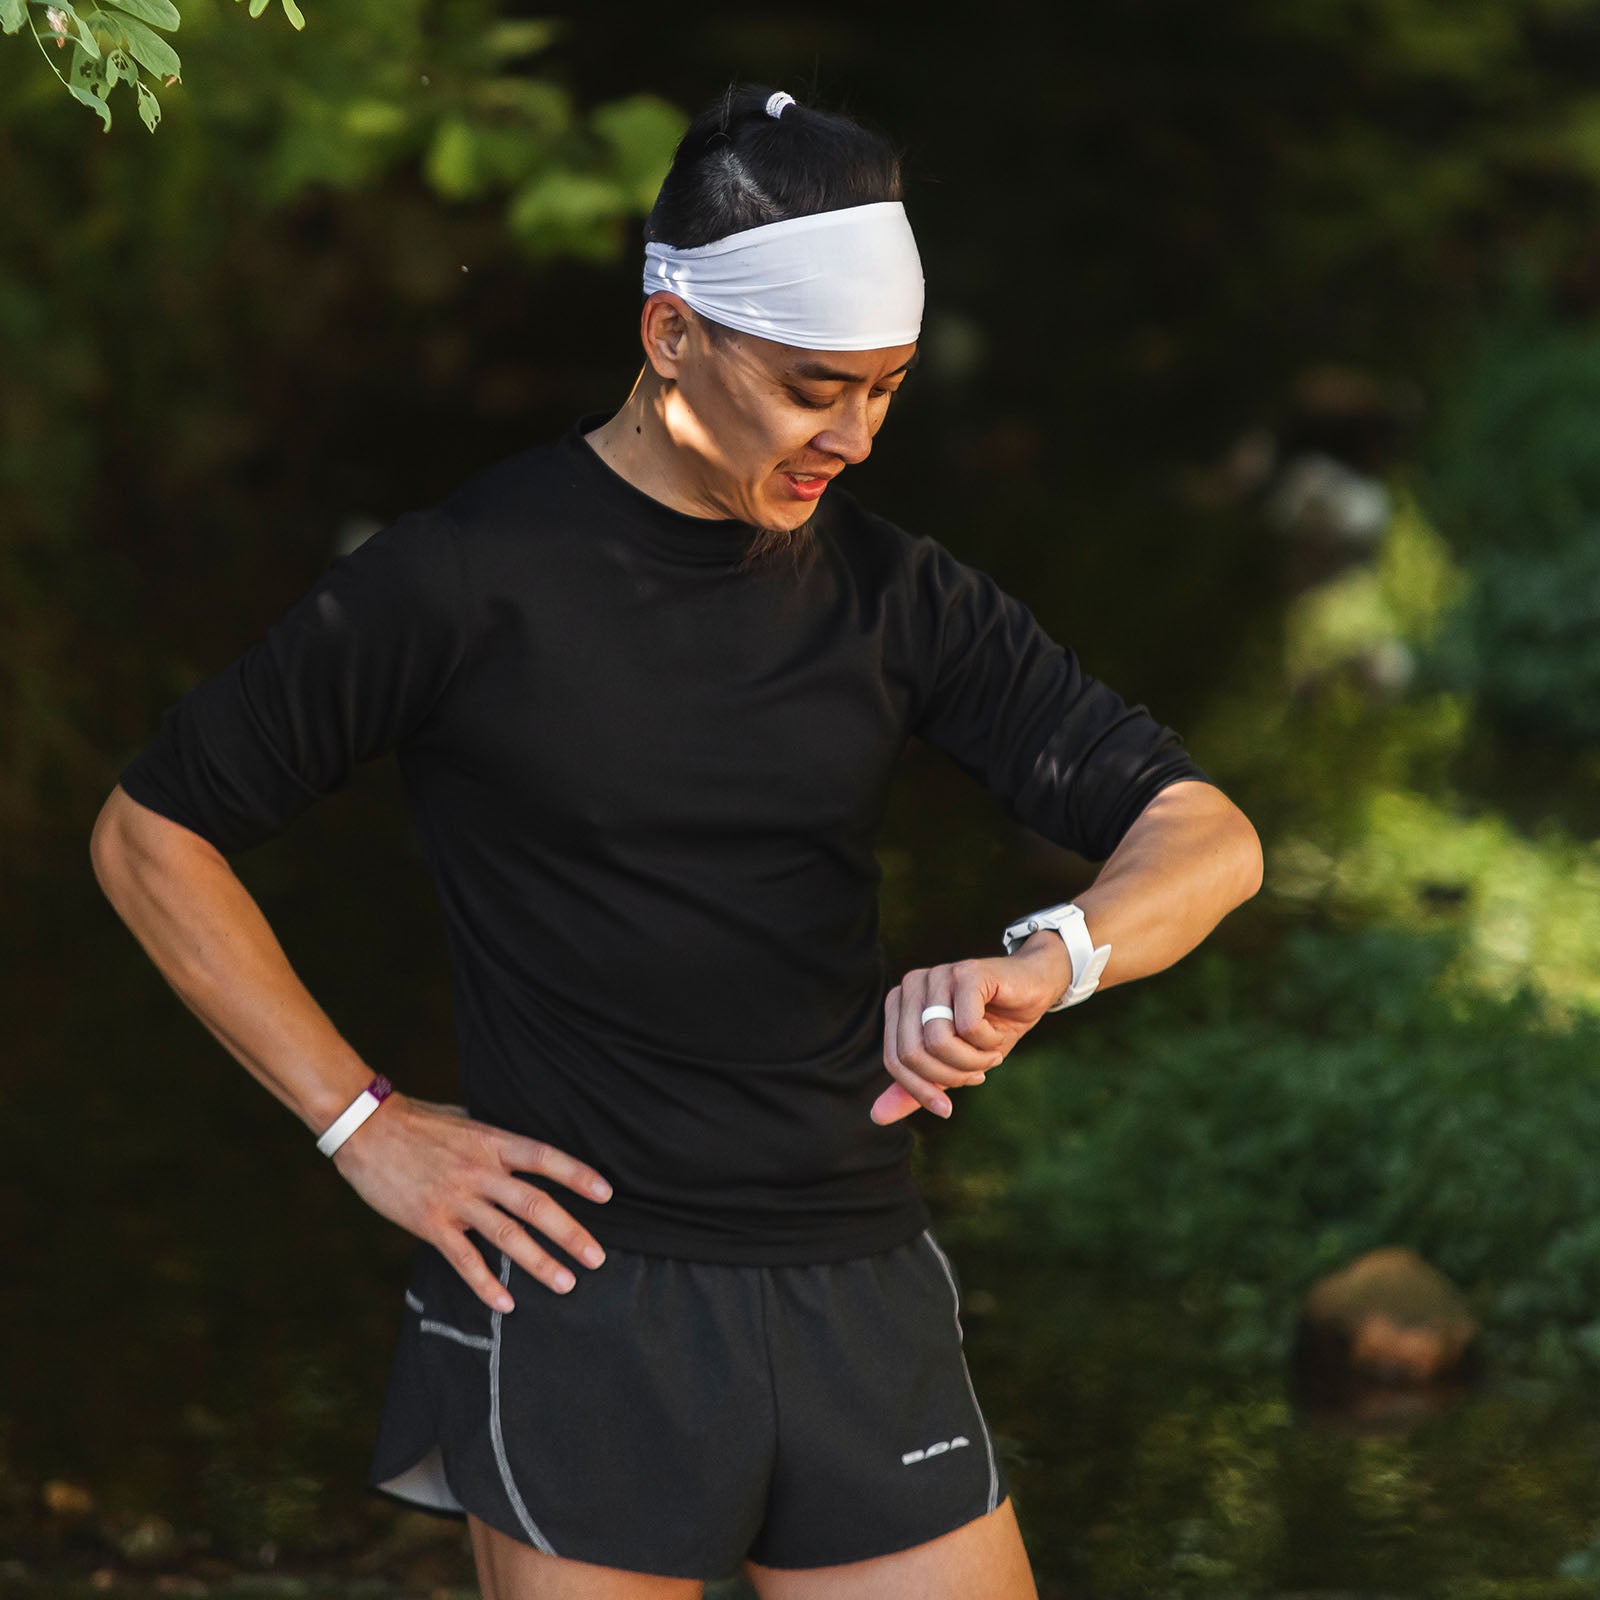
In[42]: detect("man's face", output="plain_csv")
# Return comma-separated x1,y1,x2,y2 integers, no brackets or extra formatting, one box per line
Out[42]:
647,294,918,561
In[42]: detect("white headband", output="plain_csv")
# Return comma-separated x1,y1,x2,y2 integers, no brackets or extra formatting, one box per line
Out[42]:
641,200,924,352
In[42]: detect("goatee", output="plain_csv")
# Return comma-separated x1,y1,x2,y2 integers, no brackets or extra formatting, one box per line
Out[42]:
736,514,819,576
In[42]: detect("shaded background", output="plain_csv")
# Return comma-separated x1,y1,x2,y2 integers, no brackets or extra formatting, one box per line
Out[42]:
7,2,1600,1595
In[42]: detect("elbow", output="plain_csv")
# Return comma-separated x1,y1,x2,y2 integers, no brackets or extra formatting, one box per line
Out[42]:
90,786,132,894
90,784,220,906
1231,811,1265,904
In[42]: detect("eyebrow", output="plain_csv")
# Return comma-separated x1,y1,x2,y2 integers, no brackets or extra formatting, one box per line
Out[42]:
784,349,921,383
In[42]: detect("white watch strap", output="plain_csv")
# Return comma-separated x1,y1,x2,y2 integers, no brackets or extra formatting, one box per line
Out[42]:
1049,906,1113,1011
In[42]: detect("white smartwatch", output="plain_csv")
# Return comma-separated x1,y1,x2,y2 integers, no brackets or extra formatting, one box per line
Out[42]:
1001,901,1112,1012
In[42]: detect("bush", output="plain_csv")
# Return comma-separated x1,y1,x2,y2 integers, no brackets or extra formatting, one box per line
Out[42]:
1413,300,1600,747
933,923,1600,1376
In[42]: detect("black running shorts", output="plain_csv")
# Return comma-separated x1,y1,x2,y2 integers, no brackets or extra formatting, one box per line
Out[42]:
366,1223,1009,1580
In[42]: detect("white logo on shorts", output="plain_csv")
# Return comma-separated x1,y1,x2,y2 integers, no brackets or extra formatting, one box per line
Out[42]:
901,1435,970,1465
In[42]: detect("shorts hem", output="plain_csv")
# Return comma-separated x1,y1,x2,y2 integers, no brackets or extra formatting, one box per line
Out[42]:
746,1486,1010,1572
363,1481,467,1523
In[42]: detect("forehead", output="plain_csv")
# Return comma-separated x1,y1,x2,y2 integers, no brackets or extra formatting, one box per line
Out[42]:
720,333,919,385
780,347,921,382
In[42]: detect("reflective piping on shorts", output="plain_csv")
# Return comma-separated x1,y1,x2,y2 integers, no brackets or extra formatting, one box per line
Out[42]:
921,1228,1000,1514
490,1250,559,1554
421,1319,494,1352
404,1287,495,1351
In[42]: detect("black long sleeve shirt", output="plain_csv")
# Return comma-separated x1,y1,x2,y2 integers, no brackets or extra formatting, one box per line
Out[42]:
117,411,1211,1263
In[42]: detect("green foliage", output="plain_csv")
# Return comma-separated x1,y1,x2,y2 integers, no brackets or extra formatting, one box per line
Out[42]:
2,0,311,131
936,924,1600,1378
1412,297,1600,746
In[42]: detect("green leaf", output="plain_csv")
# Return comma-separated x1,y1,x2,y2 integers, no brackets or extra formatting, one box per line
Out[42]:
248,0,267,15
424,117,479,200
69,39,106,91
110,12,179,78
100,0,179,30
56,3,100,58
104,46,137,86
0,0,25,37
341,98,405,138
507,171,628,260
135,76,160,131
483,19,560,58
68,81,111,130
591,94,689,210
279,0,304,28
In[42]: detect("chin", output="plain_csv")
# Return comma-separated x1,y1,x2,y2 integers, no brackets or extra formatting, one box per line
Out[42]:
737,512,818,574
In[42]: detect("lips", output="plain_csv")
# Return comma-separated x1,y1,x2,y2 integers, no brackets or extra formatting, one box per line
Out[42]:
781,471,833,501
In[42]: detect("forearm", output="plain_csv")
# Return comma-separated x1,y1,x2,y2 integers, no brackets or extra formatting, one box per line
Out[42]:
1017,778,1263,997
90,785,377,1137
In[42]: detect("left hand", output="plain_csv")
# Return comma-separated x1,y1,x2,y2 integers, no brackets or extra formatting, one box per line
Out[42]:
871,940,1071,1124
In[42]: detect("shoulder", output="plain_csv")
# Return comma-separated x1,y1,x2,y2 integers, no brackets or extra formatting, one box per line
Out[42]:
818,483,966,591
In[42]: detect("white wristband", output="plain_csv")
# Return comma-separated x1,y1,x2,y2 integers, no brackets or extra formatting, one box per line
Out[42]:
316,1074,394,1156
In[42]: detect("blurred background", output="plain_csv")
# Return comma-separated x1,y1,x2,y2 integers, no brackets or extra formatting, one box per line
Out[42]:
6,2,1600,1596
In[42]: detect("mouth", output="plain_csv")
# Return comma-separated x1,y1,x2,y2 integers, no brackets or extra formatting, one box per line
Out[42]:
780,470,836,502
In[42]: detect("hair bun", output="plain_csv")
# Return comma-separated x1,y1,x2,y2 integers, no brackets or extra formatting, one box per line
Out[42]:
765,92,796,119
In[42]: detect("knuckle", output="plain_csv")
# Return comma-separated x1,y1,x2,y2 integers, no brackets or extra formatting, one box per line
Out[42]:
490,1213,524,1251
446,1242,484,1280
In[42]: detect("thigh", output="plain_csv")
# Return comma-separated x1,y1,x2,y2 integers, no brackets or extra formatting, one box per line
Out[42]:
740,1494,1036,1600
469,1512,706,1600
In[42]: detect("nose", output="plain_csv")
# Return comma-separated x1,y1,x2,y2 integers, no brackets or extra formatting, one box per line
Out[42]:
810,397,875,466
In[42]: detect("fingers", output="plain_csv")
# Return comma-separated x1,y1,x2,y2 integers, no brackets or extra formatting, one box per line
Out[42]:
882,985,952,1120
486,1171,608,1274
871,1080,924,1125
908,965,1006,1072
901,967,1003,1075
447,1126,614,1312
499,1132,614,1205
459,1199,591,1301
877,963,1011,1124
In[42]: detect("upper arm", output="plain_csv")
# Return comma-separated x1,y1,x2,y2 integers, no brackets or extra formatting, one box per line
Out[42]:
113,505,473,858
907,535,1212,862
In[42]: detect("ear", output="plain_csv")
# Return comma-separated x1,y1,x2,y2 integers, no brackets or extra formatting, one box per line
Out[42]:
641,293,692,381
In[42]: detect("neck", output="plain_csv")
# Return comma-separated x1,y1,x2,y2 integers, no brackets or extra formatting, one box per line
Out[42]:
582,372,723,521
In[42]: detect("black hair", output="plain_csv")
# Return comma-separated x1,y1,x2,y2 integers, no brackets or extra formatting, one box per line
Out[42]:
642,83,905,340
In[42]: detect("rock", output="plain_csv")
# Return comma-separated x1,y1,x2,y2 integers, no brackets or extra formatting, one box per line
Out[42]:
1296,1246,1480,1391
41,1479,96,1517
116,1513,181,1565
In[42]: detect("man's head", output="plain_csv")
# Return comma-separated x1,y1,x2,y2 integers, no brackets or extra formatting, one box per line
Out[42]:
633,84,922,569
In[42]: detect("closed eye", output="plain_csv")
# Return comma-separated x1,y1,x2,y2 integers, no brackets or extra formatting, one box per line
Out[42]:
789,385,904,411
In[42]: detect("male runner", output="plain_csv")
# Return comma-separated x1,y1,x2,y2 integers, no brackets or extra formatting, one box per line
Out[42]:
93,84,1263,1599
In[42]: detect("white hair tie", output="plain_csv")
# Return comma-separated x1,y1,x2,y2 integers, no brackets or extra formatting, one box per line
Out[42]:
765,91,796,119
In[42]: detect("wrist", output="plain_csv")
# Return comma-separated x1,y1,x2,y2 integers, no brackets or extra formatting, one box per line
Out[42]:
1017,928,1075,994
1001,900,1113,1010
315,1073,396,1158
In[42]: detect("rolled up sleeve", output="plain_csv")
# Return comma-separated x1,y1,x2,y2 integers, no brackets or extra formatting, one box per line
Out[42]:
907,533,1211,863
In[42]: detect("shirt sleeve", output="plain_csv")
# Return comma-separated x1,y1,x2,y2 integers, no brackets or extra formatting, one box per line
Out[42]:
117,504,472,856
906,531,1213,863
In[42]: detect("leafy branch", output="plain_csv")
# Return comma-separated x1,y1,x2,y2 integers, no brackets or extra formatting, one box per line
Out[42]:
0,0,303,132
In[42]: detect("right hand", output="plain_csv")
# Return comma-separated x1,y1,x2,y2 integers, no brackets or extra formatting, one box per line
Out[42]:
331,1090,614,1313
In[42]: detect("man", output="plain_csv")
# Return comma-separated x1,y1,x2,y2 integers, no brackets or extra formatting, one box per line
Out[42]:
93,84,1261,1600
